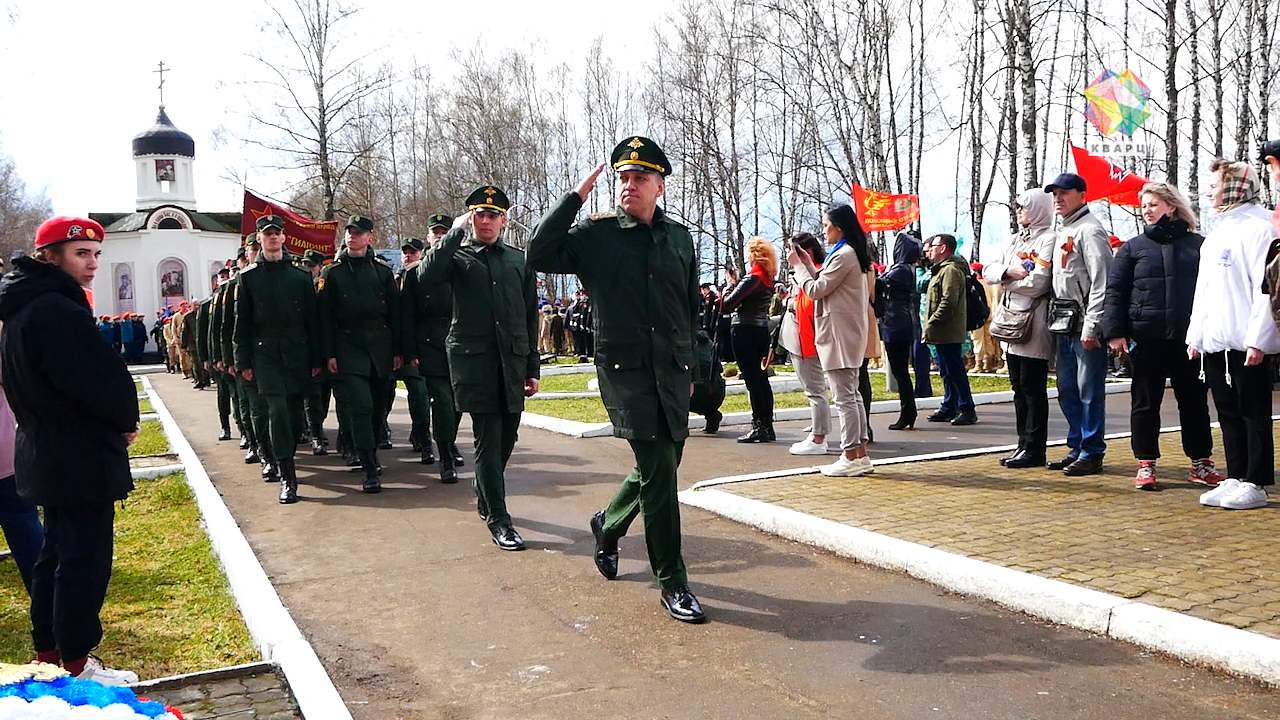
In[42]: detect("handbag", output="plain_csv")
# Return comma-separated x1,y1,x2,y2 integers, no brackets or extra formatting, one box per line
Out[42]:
989,291,1032,342
1047,297,1083,335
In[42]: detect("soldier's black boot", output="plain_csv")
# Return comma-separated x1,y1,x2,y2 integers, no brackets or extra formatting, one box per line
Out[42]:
218,419,232,442
260,438,279,480
439,453,458,484
450,443,465,467
409,426,422,452
239,433,251,450
359,450,381,493
309,423,327,456
378,421,393,450
414,424,435,464
278,458,299,504
244,443,260,464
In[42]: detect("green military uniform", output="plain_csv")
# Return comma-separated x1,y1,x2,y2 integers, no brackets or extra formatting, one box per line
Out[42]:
318,215,401,490
689,329,726,431
223,244,272,469
388,238,434,463
401,242,461,482
526,137,702,611
194,296,215,392
419,187,538,547
206,269,236,440
234,215,322,503
301,250,332,455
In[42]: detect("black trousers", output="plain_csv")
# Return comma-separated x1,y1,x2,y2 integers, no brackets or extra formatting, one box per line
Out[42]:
1204,351,1275,486
731,324,774,425
885,341,916,418
30,502,116,661
859,357,873,433
1129,338,1213,461
1007,353,1049,453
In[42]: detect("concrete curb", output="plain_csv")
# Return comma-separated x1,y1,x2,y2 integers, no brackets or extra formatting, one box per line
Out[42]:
130,463,185,480
141,377,354,720
679,469,1280,685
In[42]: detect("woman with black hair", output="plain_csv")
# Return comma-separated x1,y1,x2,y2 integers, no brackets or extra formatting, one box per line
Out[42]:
789,205,875,476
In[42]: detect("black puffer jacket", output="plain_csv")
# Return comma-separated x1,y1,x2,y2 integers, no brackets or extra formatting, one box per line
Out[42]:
720,271,774,327
0,257,139,507
879,233,923,344
1101,215,1203,342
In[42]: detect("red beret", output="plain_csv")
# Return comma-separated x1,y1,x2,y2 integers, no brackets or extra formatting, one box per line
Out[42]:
35,216,105,249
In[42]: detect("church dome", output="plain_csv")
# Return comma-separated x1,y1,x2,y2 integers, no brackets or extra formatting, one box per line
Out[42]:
132,106,194,158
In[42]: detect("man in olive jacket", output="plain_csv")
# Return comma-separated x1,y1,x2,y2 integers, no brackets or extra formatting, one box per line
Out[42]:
419,187,539,551
234,215,322,504
922,233,976,426
526,136,707,624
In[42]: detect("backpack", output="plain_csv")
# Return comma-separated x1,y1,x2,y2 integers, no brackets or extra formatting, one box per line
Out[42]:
964,274,990,331
872,276,889,320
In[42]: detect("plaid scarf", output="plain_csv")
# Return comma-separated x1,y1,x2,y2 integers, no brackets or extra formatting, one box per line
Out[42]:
1217,161,1260,211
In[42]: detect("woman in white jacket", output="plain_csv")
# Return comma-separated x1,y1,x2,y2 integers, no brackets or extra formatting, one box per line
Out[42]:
1188,159,1280,510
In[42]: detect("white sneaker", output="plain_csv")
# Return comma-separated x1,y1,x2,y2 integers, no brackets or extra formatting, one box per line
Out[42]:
789,437,829,455
820,456,871,477
1199,478,1241,507
856,456,875,475
75,656,138,686
1219,481,1269,510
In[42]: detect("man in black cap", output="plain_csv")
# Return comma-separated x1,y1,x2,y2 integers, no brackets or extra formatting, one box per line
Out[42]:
384,237,434,463
318,214,401,492
419,187,538,550
1044,172,1112,476
299,249,332,455
217,248,255,453
427,213,453,244
527,136,707,623
227,238,276,475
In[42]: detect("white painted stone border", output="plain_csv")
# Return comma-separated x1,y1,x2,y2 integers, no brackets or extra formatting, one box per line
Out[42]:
141,376,354,720
131,464,185,480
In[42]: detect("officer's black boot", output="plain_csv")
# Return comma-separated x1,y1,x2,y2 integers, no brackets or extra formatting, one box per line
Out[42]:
359,450,381,493
239,433,251,450
260,438,279,480
374,450,383,476
378,421,393,450
414,424,435,464
450,443,465,467
278,458,299,504
409,426,421,452
310,423,327,456
439,452,458,484
244,442,260,464
218,418,232,442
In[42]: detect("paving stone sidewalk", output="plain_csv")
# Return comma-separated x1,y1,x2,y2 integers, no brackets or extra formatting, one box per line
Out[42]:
138,666,300,720
714,426,1280,639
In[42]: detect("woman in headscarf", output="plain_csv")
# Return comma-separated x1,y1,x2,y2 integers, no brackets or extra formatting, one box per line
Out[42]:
879,232,924,430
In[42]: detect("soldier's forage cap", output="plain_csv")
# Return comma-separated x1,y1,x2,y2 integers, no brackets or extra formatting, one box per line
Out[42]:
243,233,262,248
611,136,671,176
236,246,247,260
217,266,231,276
428,213,453,229
345,214,375,233
303,249,327,266
465,186,510,215
401,237,426,252
35,217,104,249
256,214,284,232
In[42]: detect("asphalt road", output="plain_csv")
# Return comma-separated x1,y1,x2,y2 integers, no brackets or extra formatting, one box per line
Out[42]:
152,372,1280,719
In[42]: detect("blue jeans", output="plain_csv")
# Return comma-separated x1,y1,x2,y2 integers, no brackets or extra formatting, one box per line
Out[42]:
0,474,44,593
931,343,974,414
1056,335,1108,459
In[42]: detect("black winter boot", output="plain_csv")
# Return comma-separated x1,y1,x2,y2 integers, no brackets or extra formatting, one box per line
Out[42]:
359,450,381,493
278,458,299,504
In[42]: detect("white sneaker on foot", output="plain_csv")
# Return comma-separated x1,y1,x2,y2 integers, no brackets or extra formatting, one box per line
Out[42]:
856,456,874,475
789,437,828,455
75,656,138,686
820,456,871,477
1219,481,1269,510
1199,478,1241,507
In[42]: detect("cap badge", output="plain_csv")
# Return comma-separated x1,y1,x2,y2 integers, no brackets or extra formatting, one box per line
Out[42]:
485,187,496,197
630,151,639,160
627,137,644,149
85,228,97,239
67,225,83,238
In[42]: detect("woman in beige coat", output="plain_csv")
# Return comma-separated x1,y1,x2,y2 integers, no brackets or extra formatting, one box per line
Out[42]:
789,204,875,477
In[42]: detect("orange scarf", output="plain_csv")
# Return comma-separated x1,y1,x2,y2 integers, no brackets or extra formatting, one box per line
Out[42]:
795,264,822,358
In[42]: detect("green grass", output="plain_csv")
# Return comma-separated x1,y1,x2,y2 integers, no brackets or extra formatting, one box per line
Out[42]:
134,380,143,394
129,420,170,457
524,372,1054,423
0,472,257,677
138,398,154,414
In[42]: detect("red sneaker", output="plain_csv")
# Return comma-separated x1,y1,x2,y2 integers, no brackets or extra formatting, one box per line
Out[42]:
1188,461,1225,487
1135,462,1159,491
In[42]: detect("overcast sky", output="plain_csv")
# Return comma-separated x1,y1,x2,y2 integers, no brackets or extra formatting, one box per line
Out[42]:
0,0,658,216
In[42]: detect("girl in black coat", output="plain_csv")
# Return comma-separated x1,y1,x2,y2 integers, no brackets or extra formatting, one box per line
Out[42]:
879,232,924,429
1101,183,1225,491
722,238,780,443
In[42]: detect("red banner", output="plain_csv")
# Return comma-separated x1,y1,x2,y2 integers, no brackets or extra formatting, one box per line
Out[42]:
241,190,339,258
1069,144,1150,207
852,185,921,232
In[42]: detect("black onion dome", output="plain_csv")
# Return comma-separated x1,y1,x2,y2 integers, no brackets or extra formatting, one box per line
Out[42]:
132,106,195,157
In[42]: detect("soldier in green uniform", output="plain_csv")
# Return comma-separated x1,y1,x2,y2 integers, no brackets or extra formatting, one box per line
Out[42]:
526,136,707,623
401,216,464,482
318,215,402,493
226,239,275,475
386,237,436,465
234,215,322,504
218,249,255,452
420,188,539,550
301,250,332,455
204,265,235,441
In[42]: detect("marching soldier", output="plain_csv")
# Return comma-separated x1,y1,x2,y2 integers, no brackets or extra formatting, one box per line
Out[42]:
387,237,435,464
318,215,401,493
526,136,707,623
225,239,273,473
301,250,332,455
420,188,539,550
205,265,235,441
402,216,464,482
234,215,322,504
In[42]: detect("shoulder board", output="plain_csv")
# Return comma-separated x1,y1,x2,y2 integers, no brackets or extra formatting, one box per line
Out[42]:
589,211,616,221
373,255,393,268
404,259,422,271
239,264,259,275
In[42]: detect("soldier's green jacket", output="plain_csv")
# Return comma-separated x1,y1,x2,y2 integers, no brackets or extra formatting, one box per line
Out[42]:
526,192,701,442
217,275,240,368
317,252,400,378
400,259,454,378
195,297,214,364
206,284,229,367
418,228,538,413
233,257,321,394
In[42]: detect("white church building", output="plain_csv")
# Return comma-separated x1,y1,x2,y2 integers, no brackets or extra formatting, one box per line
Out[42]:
89,104,242,349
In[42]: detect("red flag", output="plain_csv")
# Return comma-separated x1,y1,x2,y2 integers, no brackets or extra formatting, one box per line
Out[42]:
241,190,339,258
1069,144,1150,207
851,185,921,232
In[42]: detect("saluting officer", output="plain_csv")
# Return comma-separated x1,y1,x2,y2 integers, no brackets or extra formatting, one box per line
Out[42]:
300,249,332,455
420,188,539,551
401,214,465,482
318,215,402,493
526,136,707,623
234,215,322,504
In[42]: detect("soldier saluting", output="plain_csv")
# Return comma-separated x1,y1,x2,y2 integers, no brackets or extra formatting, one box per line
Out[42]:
526,136,707,623
318,215,402,493
419,187,539,551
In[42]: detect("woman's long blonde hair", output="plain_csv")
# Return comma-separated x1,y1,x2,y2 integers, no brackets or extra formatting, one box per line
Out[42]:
1141,182,1199,232
747,237,778,280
